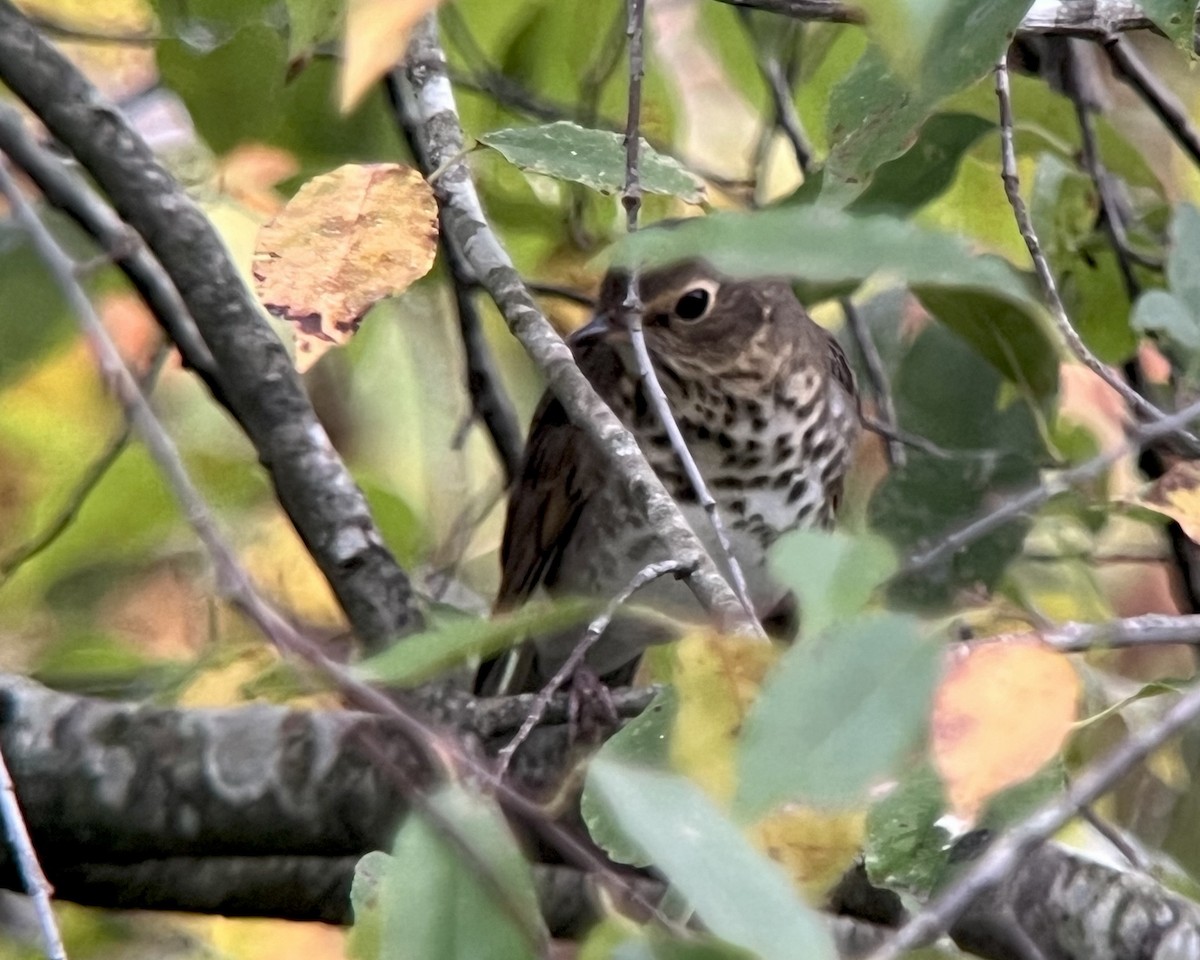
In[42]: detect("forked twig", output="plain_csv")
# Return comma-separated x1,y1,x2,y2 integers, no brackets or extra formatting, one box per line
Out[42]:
496,559,690,776
995,54,1199,450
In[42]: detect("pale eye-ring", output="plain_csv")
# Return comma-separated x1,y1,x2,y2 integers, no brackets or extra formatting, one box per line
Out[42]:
673,287,711,321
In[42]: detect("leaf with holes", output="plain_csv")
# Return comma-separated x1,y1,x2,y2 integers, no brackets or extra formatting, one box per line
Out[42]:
253,163,438,372
481,122,705,203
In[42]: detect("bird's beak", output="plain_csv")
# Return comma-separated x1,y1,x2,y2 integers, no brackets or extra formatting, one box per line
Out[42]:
574,311,617,344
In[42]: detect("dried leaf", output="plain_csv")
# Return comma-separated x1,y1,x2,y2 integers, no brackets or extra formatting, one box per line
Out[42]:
253,163,438,371
932,635,1080,821
1137,461,1200,544
340,0,445,112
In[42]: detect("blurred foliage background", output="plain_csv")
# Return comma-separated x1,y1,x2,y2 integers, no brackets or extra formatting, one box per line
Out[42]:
7,0,1200,956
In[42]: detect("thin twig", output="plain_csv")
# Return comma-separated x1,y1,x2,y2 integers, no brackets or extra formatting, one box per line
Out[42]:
620,0,763,632
0,104,217,382
0,741,66,960
737,10,813,176
0,9,423,652
866,664,1200,959
859,414,955,461
1104,35,1200,170
526,282,595,308
1045,611,1200,651
842,297,904,467
1078,803,1148,870
996,54,1199,449
0,344,170,586
0,148,675,931
901,395,1200,577
496,559,690,776
399,17,756,634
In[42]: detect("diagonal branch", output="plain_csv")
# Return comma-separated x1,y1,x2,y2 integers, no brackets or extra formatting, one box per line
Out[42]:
711,0,1162,37
397,16,757,635
867,660,1200,959
996,53,1199,449
0,3,422,653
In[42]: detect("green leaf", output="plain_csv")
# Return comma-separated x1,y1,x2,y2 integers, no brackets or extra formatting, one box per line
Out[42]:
480,122,705,203
824,0,1034,187
870,323,1045,605
614,206,1058,396
1141,0,1198,43
736,613,940,815
586,760,837,960
914,286,1058,397
370,784,546,960
285,0,342,57
1167,203,1200,320
347,851,392,959
1133,290,1200,352
157,25,287,154
768,529,897,638
581,689,677,867
354,599,596,686
847,112,994,217
864,765,951,896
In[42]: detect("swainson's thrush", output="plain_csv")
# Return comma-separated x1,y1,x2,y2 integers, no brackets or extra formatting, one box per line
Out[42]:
480,259,859,693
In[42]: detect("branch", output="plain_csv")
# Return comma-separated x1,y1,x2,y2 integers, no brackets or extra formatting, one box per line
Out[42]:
0,672,1193,959
711,0,1163,37
0,5,422,653
1105,35,1200,170
0,741,65,960
996,53,1198,448
868,666,1200,958
901,395,1200,577
397,17,757,634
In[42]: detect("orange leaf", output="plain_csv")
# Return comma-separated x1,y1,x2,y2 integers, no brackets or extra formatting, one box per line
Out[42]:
932,635,1079,822
252,163,438,372
339,0,446,112
1138,461,1200,544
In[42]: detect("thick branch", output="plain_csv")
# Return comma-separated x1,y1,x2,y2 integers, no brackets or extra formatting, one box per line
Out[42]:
0,674,1195,960
0,4,421,653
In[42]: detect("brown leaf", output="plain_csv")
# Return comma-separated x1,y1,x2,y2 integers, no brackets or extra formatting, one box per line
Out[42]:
339,0,446,112
932,634,1079,822
252,163,438,371
1137,461,1200,544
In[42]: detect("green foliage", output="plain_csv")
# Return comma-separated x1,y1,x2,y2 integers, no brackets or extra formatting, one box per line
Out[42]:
586,759,837,960
824,0,1033,190
481,122,705,202
1134,204,1200,363
768,528,897,638
736,613,940,815
354,598,595,686
349,785,546,960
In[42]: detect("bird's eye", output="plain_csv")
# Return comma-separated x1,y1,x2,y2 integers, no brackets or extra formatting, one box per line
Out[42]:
673,288,711,321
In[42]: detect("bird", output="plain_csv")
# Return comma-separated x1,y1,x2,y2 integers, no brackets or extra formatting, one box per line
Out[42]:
477,258,859,695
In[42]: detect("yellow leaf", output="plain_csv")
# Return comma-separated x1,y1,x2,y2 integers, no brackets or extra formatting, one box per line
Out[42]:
669,630,776,804
252,163,438,372
340,0,445,112
1137,461,1200,544
932,635,1080,822
747,805,865,896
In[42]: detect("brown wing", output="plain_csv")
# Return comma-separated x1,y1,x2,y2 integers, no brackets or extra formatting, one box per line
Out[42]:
826,333,857,401
494,336,625,610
